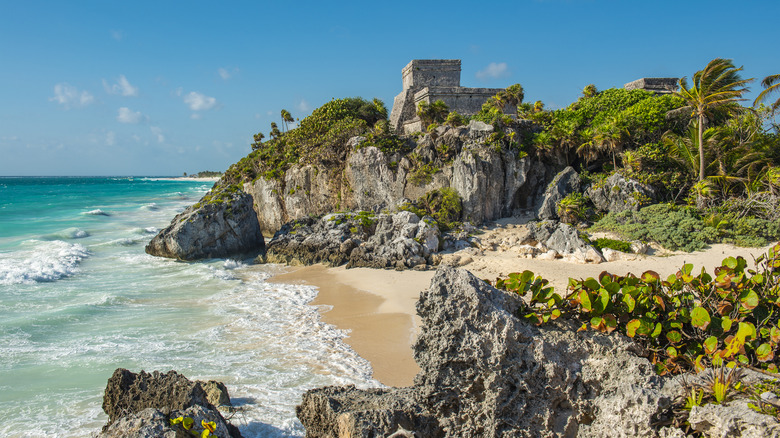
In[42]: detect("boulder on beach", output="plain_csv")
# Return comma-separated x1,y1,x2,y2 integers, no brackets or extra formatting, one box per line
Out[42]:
98,368,242,438
145,189,264,261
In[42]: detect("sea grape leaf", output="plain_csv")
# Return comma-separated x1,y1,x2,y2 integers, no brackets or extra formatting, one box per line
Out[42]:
691,307,711,330
704,336,719,354
666,330,682,344
579,290,592,312
756,343,774,362
626,319,641,337
739,290,759,310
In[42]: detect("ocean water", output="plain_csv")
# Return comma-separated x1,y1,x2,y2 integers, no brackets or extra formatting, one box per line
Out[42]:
0,177,376,437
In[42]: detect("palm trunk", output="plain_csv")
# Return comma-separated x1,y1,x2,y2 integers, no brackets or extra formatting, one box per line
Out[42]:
698,113,705,182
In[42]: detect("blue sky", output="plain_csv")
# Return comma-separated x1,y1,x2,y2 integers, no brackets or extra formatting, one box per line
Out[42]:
1,0,777,176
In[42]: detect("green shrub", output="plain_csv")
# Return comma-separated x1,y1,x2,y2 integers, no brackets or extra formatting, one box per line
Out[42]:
489,243,780,376
591,237,632,253
590,204,719,252
591,204,780,251
400,187,462,231
557,192,587,224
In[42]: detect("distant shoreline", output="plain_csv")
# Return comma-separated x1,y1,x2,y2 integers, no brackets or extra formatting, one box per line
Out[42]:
148,176,221,182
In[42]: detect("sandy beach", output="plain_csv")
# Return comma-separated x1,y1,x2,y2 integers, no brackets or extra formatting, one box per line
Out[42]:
269,219,776,388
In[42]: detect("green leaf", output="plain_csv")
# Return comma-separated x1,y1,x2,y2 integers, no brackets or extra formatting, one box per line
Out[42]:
756,343,774,362
666,346,678,358
595,288,610,314
721,316,733,332
641,270,660,283
626,319,641,337
622,294,636,313
736,321,756,341
651,322,663,338
753,273,764,285
591,316,604,330
579,290,592,312
666,331,682,344
584,278,600,291
704,336,719,354
724,256,738,269
691,306,711,330
739,290,759,310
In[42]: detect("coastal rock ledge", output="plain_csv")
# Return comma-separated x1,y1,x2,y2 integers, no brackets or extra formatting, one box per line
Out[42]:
298,266,679,437
145,190,264,260
98,368,242,438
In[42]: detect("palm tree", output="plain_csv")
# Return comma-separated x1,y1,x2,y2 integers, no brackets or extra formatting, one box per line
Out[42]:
582,84,598,98
270,122,281,140
504,84,525,108
280,109,294,132
251,132,265,150
754,74,780,113
669,58,752,182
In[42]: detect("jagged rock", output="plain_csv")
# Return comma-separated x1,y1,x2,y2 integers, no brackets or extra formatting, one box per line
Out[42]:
631,240,650,255
536,166,581,220
297,267,679,437
524,220,604,264
688,401,780,437
98,405,234,438
145,190,264,260
264,211,440,270
586,173,657,214
201,380,232,409
100,369,241,438
296,386,441,438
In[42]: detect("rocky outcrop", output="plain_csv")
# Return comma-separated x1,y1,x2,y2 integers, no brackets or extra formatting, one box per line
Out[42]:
297,267,675,437
523,220,605,263
295,386,440,438
99,368,241,438
536,166,581,220
586,173,657,214
145,190,264,260
264,211,440,270
242,124,550,235
148,124,564,261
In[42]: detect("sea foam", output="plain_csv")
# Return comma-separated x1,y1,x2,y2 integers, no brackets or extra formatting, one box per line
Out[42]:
0,240,90,285
83,209,110,216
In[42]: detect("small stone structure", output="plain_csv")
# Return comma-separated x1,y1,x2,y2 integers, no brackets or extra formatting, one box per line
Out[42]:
624,77,679,95
390,60,511,134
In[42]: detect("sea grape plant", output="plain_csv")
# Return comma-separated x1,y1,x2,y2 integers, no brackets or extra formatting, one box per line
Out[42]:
169,416,219,438
489,242,780,375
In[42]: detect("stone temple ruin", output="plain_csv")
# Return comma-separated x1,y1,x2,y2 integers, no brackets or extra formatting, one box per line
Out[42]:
388,59,679,133
623,77,678,95
389,60,511,134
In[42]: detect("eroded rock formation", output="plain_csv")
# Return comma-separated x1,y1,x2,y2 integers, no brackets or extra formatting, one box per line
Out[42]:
99,368,241,438
296,267,678,437
264,211,440,270
145,190,264,260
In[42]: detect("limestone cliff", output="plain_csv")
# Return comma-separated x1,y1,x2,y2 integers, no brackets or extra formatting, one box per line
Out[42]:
147,120,562,261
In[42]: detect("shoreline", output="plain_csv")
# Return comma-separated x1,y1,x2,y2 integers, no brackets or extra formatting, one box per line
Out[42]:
266,238,775,389
270,265,434,387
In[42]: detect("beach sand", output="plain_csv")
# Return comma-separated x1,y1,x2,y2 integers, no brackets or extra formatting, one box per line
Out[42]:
269,220,776,388
271,265,434,387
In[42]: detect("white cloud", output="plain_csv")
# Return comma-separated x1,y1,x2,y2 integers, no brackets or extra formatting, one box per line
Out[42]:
297,99,311,113
150,126,165,143
476,62,510,80
117,107,145,124
190,113,203,120
106,131,116,146
50,83,94,108
218,67,239,80
103,75,138,96
183,91,217,111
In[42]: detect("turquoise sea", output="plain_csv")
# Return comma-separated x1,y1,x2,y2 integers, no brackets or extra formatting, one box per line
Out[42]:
0,177,376,437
